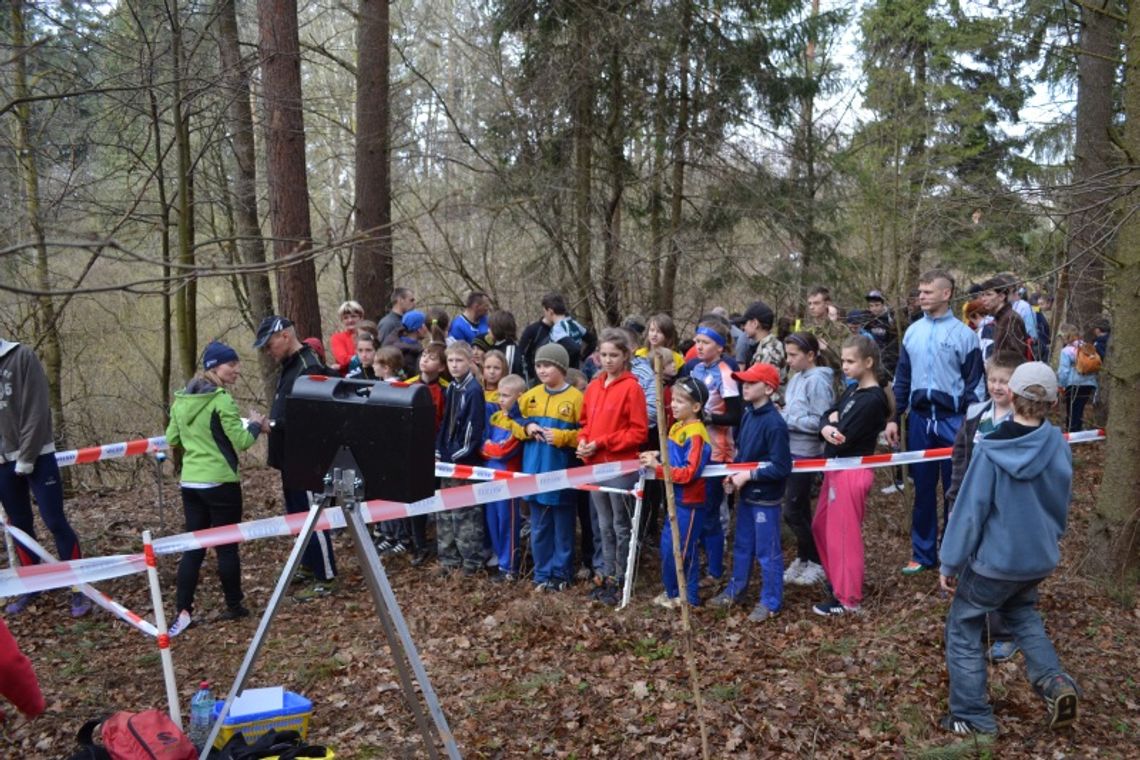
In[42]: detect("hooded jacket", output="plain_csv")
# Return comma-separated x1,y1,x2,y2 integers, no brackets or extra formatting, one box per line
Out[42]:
939,421,1072,582
0,341,56,473
166,378,261,484
781,366,835,457
579,371,648,463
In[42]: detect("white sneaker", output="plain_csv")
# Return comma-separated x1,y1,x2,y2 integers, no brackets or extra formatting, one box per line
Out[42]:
168,610,193,637
880,482,906,495
783,558,805,584
652,592,681,610
793,561,826,586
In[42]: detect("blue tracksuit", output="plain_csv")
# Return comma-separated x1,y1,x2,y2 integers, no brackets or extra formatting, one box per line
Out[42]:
481,406,524,574
722,402,791,611
893,310,984,567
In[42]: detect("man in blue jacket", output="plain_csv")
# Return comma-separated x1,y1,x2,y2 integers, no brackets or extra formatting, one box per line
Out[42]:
885,270,984,575
938,362,1079,736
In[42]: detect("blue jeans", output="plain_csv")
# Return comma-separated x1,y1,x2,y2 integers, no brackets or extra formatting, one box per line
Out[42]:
945,567,1065,732
723,501,783,612
908,411,960,567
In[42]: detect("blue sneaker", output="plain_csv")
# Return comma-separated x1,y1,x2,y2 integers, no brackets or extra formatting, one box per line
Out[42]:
4,593,38,616
989,640,1019,663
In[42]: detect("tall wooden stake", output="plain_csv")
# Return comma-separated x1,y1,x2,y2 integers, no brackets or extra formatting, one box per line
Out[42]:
654,354,711,760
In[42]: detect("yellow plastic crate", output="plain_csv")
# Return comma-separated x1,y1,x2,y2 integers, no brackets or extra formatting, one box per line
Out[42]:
210,691,312,749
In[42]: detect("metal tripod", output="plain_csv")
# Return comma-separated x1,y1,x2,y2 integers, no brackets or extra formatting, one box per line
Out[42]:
199,448,460,759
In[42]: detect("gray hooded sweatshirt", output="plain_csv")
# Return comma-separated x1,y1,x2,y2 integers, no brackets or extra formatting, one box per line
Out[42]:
0,340,56,473
781,365,835,457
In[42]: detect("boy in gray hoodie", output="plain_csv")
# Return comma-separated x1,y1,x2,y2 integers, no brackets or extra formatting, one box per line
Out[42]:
938,362,1079,736
0,339,90,617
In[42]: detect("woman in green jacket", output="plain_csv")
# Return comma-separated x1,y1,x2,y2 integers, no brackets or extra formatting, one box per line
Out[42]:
165,341,267,635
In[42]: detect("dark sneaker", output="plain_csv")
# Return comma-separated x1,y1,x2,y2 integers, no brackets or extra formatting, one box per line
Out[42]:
4,593,38,616
217,605,250,621
939,714,996,737
708,593,736,609
988,640,1020,663
410,547,432,567
1039,674,1079,729
534,580,568,593
596,583,620,607
374,537,395,553
747,604,777,622
381,540,408,557
812,598,860,617
70,592,93,618
293,579,337,602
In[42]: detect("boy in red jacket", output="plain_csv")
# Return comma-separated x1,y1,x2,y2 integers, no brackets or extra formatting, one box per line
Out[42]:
0,619,44,722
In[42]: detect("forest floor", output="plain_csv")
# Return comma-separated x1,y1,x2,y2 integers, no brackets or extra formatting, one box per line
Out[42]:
1,443,1137,759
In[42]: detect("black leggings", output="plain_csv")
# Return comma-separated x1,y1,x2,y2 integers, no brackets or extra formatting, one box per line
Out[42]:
176,483,243,613
783,470,820,564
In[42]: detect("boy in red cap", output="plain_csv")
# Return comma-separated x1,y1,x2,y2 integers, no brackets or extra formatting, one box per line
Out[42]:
711,363,791,621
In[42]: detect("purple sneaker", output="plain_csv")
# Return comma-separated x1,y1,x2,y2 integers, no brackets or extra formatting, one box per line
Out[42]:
70,592,93,618
5,593,39,616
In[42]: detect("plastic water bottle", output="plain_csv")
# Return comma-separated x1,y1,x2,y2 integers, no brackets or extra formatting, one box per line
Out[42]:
188,680,214,748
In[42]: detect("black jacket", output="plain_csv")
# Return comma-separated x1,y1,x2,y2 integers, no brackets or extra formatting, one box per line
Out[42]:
268,345,328,469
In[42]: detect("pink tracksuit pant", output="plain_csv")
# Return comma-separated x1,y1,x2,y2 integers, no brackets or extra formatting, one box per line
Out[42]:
811,469,874,608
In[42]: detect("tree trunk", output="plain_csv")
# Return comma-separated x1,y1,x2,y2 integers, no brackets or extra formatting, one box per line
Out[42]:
904,39,928,290
601,45,624,327
648,60,667,313
169,0,197,380
572,16,595,327
1086,0,1140,591
353,0,393,320
661,0,692,314
259,0,322,341
217,0,275,399
11,0,65,441
1066,3,1118,328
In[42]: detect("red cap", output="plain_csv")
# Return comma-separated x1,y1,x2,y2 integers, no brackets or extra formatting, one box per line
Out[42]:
732,362,780,389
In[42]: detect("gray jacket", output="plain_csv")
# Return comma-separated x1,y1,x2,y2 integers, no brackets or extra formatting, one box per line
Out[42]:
0,340,56,473
781,366,835,457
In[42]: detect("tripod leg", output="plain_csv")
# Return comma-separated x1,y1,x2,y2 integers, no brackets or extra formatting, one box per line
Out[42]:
199,496,329,759
344,504,461,760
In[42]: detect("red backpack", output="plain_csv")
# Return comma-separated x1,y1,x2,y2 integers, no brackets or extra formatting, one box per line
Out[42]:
72,710,197,760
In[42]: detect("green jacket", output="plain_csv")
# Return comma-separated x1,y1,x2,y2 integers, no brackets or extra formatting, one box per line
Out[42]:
165,379,260,484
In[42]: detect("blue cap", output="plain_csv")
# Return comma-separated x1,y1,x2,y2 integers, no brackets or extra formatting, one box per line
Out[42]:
202,341,240,370
252,315,293,349
402,310,426,332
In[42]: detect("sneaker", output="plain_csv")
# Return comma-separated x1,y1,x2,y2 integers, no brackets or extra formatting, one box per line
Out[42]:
374,537,395,553
708,593,736,609
699,574,719,590
293,578,337,602
783,558,805,584
1038,674,1079,729
792,561,826,586
289,567,316,587
70,592,93,618
938,714,996,737
168,610,193,637
901,561,930,576
812,598,860,617
381,540,408,557
4,593,38,616
652,592,681,610
410,548,432,567
881,482,906,495
596,583,620,607
217,605,250,621
747,604,777,622
534,580,567,593
988,640,1020,663
489,571,517,584
575,566,594,582
485,554,499,568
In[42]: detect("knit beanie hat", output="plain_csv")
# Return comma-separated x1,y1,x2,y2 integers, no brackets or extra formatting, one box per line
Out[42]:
534,342,570,373
202,341,240,370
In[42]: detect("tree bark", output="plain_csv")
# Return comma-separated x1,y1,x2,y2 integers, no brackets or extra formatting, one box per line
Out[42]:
352,0,393,319
259,0,322,341
601,45,624,327
169,0,197,380
1066,3,1118,328
11,0,65,441
572,16,595,327
217,0,275,398
661,0,692,315
1086,0,1140,590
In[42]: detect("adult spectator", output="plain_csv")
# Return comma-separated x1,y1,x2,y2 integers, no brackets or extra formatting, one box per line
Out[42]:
978,274,1030,358
864,290,899,375
1092,318,1110,360
488,309,526,377
329,300,364,374
376,287,417,345
164,341,267,635
739,301,785,383
799,286,849,366
1030,293,1052,363
0,338,92,618
1007,281,1038,351
884,270,984,575
519,292,586,381
253,315,337,599
447,291,492,345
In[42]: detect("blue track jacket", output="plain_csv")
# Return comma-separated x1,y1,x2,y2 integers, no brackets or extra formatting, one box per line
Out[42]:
893,310,984,422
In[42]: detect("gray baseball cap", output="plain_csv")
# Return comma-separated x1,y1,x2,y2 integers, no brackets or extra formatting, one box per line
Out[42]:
1009,361,1058,402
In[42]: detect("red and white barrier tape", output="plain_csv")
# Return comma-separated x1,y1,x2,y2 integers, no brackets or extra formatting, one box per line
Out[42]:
8,430,1104,597
55,436,167,467
0,520,157,637
434,462,638,495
